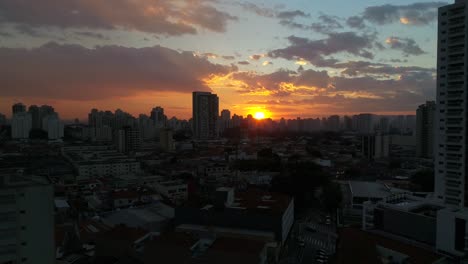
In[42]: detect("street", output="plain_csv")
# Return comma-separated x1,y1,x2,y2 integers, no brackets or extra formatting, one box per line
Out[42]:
281,210,337,264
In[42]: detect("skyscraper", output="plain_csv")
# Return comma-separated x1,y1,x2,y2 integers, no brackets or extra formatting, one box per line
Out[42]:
11,112,32,139
28,105,41,129
354,113,374,134
12,102,26,115
416,101,436,158
150,106,167,128
435,0,467,207
192,92,219,139
42,113,64,140
219,109,231,134
115,126,141,153
160,128,175,152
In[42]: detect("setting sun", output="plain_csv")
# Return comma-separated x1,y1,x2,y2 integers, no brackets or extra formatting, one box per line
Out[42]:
254,112,266,120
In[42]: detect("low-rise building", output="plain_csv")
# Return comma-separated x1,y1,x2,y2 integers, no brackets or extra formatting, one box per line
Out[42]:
175,187,294,246
363,193,468,260
143,233,268,264
154,180,188,203
62,146,141,181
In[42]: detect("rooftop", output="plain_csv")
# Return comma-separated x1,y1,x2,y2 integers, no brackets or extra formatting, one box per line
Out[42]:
335,228,443,264
143,233,265,264
348,181,406,198
186,188,292,215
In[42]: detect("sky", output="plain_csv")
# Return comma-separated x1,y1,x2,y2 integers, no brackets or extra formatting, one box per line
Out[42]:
0,0,450,120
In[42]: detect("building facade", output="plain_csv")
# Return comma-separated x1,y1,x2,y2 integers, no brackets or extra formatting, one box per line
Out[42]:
435,0,467,207
416,101,436,158
11,112,32,139
0,173,55,264
192,92,219,139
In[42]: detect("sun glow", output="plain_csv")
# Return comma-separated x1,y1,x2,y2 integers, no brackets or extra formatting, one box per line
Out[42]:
254,112,266,120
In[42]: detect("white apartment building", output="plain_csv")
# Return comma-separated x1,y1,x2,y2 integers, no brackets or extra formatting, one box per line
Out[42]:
0,172,55,264
11,112,32,139
435,0,467,208
42,113,64,140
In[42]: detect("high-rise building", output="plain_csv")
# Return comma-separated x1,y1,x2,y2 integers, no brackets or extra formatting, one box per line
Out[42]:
0,113,6,126
11,112,32,139
115,126,141,153
0,172,55,263
192,92,219,139
160,128,175,152
12,103,26,115
219,109,231,134
377,117,390,133
343,115,353,131
42,113,64,140
138,114,156,140
416,101,436,158
150,106,167,128
435,0,467,208
28,105,41,129
361,133,389,161
354,113,374,134
326,115,340,131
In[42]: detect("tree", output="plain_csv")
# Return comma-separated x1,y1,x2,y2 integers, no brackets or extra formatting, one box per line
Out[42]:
271,162,330,210
321,182,343,212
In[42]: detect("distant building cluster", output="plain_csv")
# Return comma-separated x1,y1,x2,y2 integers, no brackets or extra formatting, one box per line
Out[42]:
9,102,64,140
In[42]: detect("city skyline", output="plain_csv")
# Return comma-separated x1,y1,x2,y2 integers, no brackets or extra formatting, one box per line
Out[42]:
0,0,447,119
5,100,419,123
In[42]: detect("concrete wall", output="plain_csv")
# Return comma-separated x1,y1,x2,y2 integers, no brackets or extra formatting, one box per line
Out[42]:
375,207,436,245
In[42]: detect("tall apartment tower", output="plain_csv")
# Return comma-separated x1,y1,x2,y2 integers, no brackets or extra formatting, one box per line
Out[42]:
0,172,55,263
219,109,231,134
416,101,436,158
115,126,141,153
150,106,167,128
435,0,468,207
12,103,26,115
192,92,219,139
11,112,32,139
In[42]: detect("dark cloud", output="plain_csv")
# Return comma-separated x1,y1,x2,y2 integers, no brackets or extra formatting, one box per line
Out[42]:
279,20,308,30
331,60,434,76
277,10,310,19
14,24,43,37
346,16,366,29
222,55,236,60
361,2,447,25
389,59,409,63
0,42,234,100
237,2,310,30
249,54,264,60
237,2,276,17
0,0,237,36
238,61,250,65
385,37,425,56
269,32,377,66
74,31,109,40
310,14,343,34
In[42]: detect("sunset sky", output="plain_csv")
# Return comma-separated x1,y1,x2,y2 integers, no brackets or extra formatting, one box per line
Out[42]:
0,0,448,120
